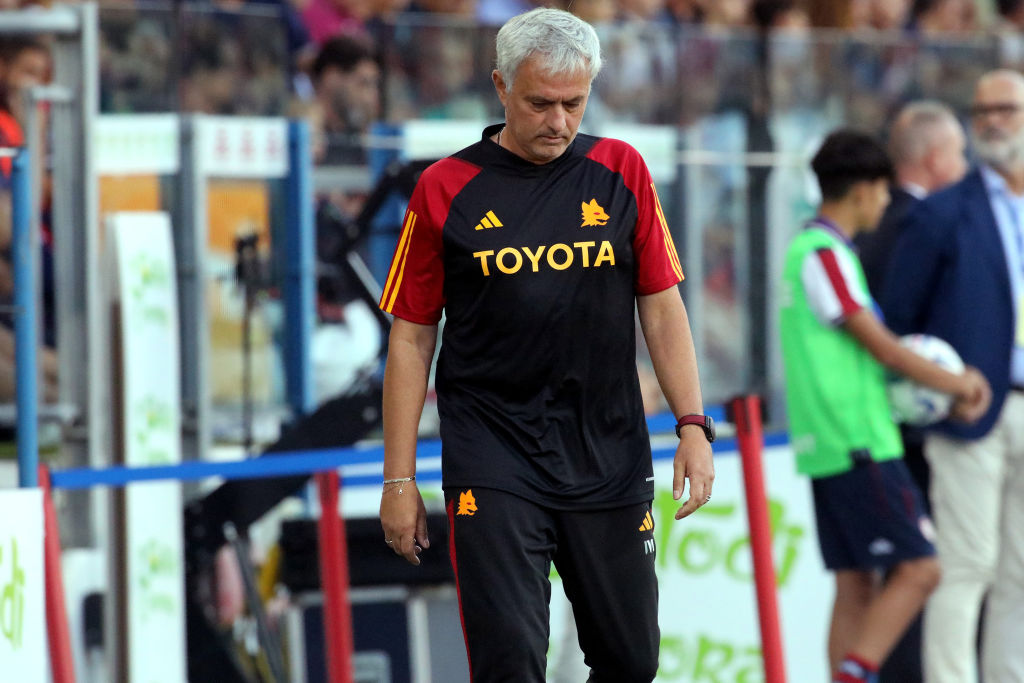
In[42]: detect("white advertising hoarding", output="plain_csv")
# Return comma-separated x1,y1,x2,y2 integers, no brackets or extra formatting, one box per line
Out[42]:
110,212,187,683
0,489,46,682
339,443,832,682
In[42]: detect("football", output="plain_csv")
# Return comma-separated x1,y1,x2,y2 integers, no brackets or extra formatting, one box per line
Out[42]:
887,334,965,426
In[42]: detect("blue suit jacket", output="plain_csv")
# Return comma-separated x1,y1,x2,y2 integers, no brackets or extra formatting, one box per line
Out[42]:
880,167,1014,440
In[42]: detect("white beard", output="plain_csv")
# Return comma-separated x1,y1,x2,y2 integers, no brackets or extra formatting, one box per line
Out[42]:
973,125,1024,171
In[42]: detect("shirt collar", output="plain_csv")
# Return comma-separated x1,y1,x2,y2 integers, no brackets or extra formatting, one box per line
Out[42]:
980,164,1020,199
901,182,927,199
806,216,854,248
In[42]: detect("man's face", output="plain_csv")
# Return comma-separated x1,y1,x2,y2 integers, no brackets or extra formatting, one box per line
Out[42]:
6,48,48,93
493,55,591,165
317,60,380,132
970,74,1024,172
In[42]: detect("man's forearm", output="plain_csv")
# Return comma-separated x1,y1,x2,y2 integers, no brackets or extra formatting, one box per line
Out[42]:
382,321,437,479
637,289,704,416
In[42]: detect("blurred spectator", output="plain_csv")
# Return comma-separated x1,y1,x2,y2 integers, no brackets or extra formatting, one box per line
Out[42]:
994,0,1024,66
997,0,1024,27
310,33,380,165
0,37,49,127
0,36,52,290
848,101,968,683
399,26,490,119
176,8,292,115
99,12,176,113
0,37,57,404
617,0,666,22
698,0,751,27
863,103,966,683
868,0,914,30
857,100,967,297
181,34,245,114
408,0,476,15
907,0,977,34
751,0,809,30
232,0,314,64
368,0,414,17
569,0,617,25
599,0,676,122
299,0,372,45
810,0,912,30
658,0,704,25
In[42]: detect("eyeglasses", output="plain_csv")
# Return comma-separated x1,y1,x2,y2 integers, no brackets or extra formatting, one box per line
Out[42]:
969,103,1024,119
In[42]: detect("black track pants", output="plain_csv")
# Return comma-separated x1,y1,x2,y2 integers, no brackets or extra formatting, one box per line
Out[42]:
445,487,660,683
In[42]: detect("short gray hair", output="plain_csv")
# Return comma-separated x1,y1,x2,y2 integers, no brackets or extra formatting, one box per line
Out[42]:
495,8,602,91
889,100,961,166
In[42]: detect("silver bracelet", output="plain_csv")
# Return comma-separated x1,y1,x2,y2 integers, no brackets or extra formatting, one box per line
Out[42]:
382,475,416,495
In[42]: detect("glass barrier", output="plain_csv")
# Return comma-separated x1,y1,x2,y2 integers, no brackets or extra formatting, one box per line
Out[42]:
100,2,290,115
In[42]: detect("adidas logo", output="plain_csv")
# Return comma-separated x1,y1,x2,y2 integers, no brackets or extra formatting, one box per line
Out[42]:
474,210,503,231
638,510,654,532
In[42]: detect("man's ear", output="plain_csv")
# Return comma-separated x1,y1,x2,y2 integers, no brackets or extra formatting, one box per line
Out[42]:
493,69,508,106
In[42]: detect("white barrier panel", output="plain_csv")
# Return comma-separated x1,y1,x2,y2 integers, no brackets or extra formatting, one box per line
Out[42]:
0,488,46,682
401,119,485,161
194,116,289,179
340,443,832,682
110,212,186,683
95,115,180,176
599,123,679,184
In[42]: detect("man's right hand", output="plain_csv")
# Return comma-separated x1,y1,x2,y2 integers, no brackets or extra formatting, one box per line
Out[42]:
380,483,430,565
951,366,992,424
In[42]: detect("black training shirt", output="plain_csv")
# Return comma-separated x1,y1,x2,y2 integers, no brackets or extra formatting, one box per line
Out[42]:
380,124,684,509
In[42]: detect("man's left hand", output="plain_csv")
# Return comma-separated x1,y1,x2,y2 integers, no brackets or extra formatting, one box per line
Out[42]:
672,428,714,520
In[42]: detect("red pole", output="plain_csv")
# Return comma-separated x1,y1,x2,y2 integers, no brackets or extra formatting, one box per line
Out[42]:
316,470,354,683
38,465,76,683
729,395,787,683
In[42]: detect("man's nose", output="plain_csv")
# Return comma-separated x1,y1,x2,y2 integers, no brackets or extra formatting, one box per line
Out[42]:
545,106,567,132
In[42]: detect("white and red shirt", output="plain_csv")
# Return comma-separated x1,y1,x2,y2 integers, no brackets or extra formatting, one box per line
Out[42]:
801,219,870,326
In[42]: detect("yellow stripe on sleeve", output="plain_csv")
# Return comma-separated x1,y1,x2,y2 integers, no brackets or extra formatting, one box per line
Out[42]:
380,210,417,310
383,213,417,313
652,184,684,280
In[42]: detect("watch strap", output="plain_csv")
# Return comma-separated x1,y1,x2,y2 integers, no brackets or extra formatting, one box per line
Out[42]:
674,414,715,442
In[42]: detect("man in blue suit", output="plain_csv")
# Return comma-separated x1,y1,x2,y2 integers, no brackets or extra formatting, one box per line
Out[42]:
881,69,1024,683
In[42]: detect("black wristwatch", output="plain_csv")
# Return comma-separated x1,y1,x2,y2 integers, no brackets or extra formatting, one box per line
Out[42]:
675,414,716,443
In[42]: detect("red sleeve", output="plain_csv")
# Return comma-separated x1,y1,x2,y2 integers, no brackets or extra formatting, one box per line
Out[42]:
378,157,481,324
587,138,684,295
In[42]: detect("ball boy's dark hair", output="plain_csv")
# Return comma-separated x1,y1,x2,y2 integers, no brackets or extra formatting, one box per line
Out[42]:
811,129,894,201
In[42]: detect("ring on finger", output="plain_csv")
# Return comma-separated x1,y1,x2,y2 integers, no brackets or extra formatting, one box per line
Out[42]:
704,494,712,503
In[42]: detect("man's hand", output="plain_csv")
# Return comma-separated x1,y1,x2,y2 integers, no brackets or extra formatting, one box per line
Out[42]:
380,483,430,565
950,366,992,424
672,427,715,520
